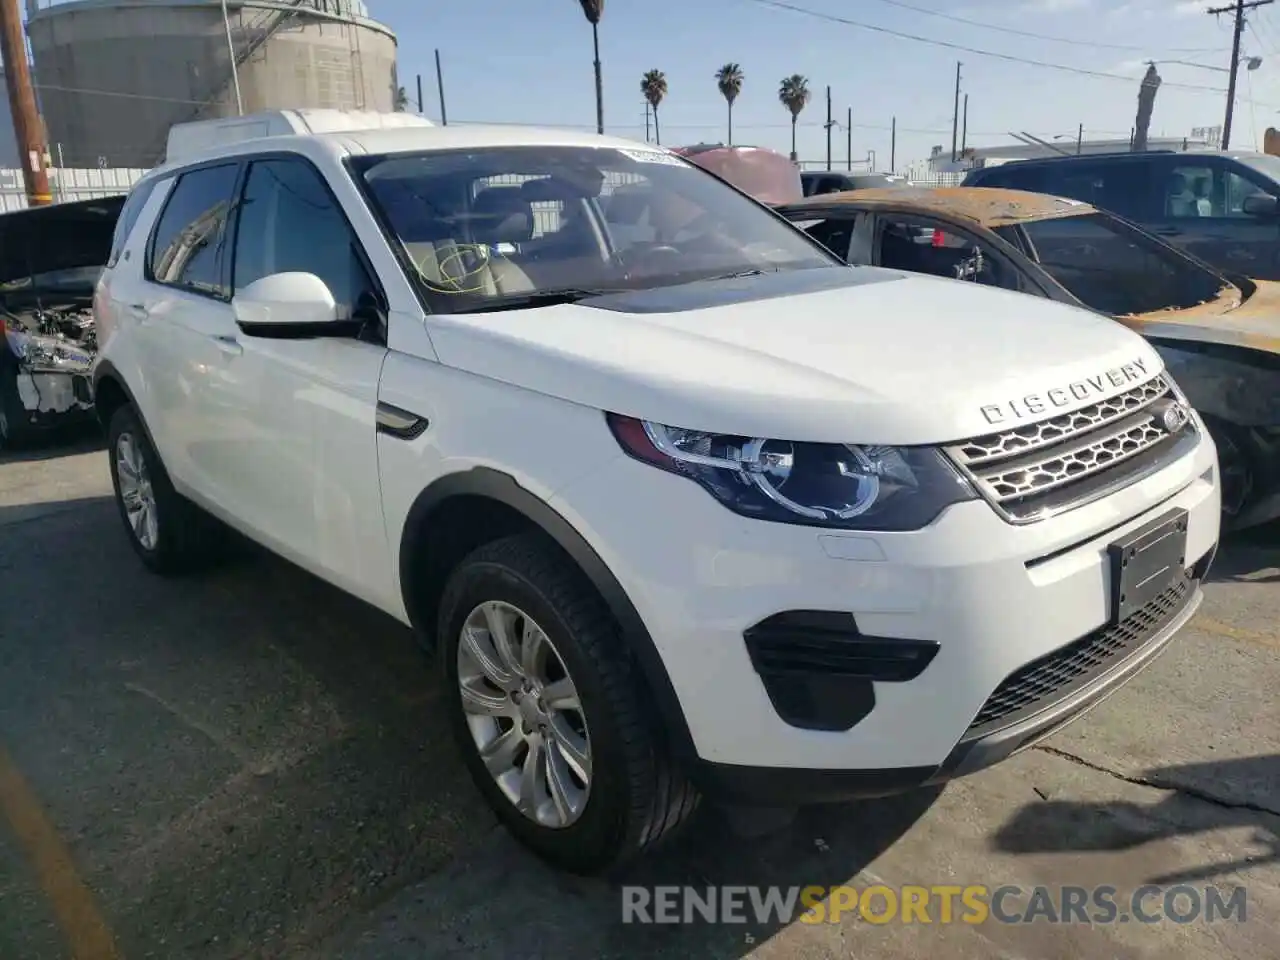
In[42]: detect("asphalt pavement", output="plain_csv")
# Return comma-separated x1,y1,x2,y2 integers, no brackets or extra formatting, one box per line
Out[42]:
1,435,1277,960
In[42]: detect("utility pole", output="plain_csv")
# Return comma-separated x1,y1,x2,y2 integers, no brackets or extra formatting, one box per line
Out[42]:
0,0,50,206
1076,122,1083,154
890,116,896,173
435,49,448,125
415,74,424,114
219,0,243,116
846,106,852,171
644,100,651,142
950,61,962,162
1208,0,1273,151
824,85,833,171
961,93,969,153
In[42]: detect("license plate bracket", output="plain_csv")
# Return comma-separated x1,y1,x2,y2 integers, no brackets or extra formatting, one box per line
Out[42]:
1107,509,1188,626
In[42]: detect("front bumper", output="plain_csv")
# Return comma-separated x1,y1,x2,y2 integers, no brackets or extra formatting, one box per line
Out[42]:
549,419,1220,804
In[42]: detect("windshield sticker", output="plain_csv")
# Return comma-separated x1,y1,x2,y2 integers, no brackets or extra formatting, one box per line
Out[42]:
618,148,685,166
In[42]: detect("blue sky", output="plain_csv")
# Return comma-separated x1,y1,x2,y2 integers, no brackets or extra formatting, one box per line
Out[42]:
378,0,1280,169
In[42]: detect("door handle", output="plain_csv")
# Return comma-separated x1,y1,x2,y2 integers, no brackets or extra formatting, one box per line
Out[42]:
210,334,243,356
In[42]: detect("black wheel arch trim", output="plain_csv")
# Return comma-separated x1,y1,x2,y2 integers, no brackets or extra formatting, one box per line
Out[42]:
398,467,699,762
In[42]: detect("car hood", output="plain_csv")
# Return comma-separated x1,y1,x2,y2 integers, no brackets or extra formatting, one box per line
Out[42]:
0,195,124,286
1118,278,1280,355
424,268,1164,446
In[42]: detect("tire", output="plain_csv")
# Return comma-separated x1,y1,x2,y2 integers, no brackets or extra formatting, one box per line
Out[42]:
1201,414,1255,525
437,532,700,876
107,403,225,575
0,363,30,452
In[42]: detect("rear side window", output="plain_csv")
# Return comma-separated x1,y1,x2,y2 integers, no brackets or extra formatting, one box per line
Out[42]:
107,178,162,268
148,163,241,299
971,164,1047,193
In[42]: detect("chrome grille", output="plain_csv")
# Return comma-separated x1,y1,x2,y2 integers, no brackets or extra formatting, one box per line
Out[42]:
952,375,1170,466
946,375,1193,523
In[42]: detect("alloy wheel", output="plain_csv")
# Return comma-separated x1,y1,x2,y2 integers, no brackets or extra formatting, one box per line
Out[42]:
457,600,592,828
115,431,159,550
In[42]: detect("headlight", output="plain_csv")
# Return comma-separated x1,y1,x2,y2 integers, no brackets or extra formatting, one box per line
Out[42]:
606,414,977,531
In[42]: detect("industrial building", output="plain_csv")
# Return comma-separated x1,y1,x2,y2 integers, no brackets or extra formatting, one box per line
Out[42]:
25,0,399,169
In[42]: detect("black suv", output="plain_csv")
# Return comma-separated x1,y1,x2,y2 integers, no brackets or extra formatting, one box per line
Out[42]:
800,171,908,196
962,150,1280,279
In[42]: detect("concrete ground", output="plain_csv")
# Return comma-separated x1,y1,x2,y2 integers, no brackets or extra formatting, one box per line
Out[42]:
1,436,1277,960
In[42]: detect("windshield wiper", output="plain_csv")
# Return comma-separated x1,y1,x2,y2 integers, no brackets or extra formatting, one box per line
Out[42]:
701,268,768,281
457,287,622,314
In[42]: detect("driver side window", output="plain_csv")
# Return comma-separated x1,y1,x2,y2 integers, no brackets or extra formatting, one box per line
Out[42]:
874,214,1020,291
232,157,377,320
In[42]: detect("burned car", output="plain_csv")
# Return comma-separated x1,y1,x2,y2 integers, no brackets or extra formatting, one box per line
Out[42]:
0,196,122,448
776,185,1280,530
671,144,804,205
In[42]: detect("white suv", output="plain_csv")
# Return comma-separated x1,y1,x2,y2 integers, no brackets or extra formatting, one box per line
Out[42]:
92,119,1222,875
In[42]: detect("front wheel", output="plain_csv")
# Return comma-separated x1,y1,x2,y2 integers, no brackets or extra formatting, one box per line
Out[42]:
437,533,699,875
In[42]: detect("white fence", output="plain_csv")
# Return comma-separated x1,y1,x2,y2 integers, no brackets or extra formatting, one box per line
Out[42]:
0,167,148,212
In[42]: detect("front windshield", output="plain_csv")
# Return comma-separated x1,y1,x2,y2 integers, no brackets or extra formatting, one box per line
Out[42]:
995,212,1227,316
1238,152,1280,186
352,145,840,313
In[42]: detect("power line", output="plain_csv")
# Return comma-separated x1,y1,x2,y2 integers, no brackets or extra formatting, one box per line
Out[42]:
864,0,1228,54
736,0,1244,95
1209,0,1275,150
33,82,208,105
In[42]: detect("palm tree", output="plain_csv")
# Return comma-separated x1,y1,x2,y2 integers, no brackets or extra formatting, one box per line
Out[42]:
716,63,744,146
578,1,605,133
641,69,668,145
393,86,409,112
778,74,811,161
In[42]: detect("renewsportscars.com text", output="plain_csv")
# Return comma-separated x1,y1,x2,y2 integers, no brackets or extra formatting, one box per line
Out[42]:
621,884,1248,925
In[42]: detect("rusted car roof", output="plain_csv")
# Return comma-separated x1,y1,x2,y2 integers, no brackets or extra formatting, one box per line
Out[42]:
783,186,1096,227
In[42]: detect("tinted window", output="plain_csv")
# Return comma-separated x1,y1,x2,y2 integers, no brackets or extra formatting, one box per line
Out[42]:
999,212,1223,315
148,164,240,297
976,161,1156,220
1163,161,1273,219
108,178,162,268
232,158,375,318
972,164,1046,193
1236,153,1280,189
354,145,839,313
1045,161,1154,220
813,176,849,195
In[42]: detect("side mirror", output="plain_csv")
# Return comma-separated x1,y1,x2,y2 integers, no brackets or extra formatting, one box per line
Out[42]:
1242,193,1279,218
232,272,339,336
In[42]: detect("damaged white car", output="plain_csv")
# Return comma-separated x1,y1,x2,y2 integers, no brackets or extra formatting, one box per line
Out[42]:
0,196,121,448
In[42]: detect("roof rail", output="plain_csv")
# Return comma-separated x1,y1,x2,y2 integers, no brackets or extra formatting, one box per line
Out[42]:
995,149,1177,165
165,108,434,163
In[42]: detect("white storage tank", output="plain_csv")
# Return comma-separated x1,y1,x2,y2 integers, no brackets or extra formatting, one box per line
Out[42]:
26,0,403,169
